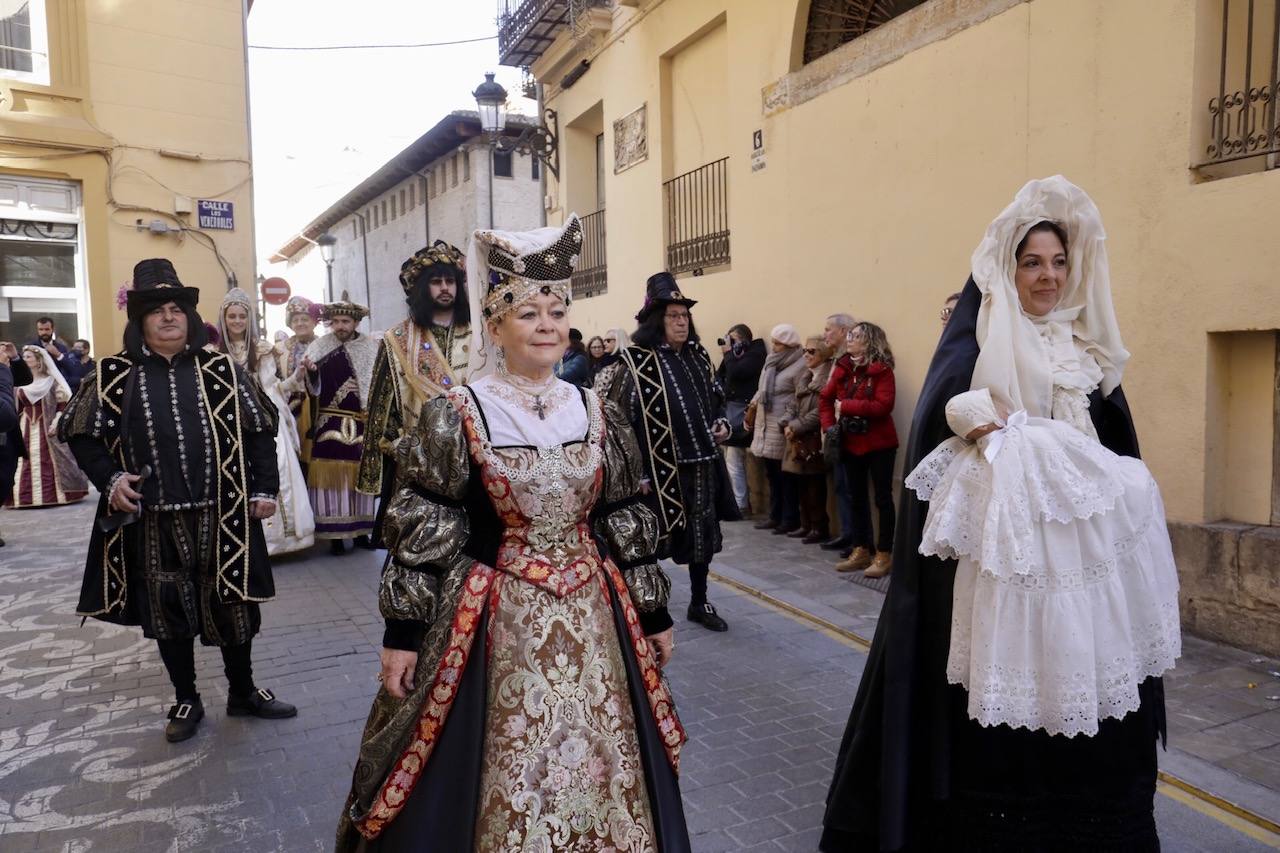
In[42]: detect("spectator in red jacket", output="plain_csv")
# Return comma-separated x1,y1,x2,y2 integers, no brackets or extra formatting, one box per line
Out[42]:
819,321,898,578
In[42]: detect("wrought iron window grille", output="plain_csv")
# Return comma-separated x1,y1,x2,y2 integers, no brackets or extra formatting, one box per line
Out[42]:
571,209,607,300
664,158,730,276
1198,0,1280,170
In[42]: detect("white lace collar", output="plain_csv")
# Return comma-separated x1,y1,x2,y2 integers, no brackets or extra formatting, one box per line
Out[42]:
468,373,588,448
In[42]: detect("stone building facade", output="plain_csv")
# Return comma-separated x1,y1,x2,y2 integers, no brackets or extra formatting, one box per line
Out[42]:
270,111,545,334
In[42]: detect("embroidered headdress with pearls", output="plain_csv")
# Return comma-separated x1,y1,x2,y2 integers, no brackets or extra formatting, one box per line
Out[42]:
464,214,582,380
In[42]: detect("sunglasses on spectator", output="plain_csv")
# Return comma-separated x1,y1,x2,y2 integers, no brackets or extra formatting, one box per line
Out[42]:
802,348,818,355
604,337,616,343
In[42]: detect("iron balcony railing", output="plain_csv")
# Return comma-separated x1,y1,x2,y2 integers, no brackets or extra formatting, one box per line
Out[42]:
1200,0,1280,169
497,0,610,68
571,209,607,300
664,157,730,275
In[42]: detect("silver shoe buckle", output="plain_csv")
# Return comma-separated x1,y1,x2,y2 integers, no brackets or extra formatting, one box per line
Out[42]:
174,703,191,720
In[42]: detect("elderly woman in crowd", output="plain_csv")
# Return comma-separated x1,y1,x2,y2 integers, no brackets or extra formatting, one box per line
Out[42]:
780,335,834,544
749,324,808,535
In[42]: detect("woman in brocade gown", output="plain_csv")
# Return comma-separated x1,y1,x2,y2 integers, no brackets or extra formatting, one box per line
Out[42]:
336,216,690,853
219,288,315,556
821,176,1181,852
8,346,88,507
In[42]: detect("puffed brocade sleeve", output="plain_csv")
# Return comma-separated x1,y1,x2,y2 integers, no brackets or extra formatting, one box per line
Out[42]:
945,387,1000,439
596,396,674,636
378,395,472,651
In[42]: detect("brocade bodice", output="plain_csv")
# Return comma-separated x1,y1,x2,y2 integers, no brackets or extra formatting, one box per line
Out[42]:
455,376,607,597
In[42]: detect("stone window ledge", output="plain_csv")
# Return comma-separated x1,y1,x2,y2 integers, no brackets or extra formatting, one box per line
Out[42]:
762,0,1028,118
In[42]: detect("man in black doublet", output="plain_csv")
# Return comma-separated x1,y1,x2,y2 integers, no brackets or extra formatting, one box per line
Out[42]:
60,259,298,742
596,272,739,633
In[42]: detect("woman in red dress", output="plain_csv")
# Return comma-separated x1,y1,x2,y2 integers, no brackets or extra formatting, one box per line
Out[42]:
8,345,88,508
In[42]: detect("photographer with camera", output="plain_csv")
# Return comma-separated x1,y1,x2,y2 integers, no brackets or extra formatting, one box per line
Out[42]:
715,323,766,514
819,321,898,578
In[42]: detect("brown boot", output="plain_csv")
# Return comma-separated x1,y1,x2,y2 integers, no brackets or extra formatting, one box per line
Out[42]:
835,547,872,573
864,551,893,579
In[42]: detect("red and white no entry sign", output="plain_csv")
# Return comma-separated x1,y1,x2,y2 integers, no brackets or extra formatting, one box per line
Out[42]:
260,277,291,306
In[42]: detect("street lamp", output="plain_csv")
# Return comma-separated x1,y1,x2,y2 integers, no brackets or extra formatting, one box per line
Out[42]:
316,232,337,303
472,71,559,179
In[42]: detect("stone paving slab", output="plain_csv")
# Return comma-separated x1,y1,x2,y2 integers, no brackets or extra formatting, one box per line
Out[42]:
0,499,1275,851
714,519,1280,825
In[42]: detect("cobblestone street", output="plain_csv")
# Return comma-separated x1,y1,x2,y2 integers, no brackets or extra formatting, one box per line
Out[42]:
1,498,1278,852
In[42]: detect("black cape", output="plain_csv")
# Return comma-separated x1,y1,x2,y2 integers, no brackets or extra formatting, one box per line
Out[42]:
821,280,1166,852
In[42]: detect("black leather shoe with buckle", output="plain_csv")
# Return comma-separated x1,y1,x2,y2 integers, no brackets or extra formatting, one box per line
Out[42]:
226,687,298,720
165,696,204,743
686,602,729,632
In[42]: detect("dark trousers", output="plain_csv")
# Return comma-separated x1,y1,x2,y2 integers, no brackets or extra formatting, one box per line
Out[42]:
842,447,896,552
831,458,856,541
762,458,800,527
156,637,255,701
797,473,829,535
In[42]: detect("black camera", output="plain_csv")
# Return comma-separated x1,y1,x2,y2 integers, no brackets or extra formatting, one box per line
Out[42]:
840,415,869,435
716,338,726,346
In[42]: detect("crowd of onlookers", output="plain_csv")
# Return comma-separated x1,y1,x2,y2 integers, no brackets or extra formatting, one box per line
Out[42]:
562,295,961,581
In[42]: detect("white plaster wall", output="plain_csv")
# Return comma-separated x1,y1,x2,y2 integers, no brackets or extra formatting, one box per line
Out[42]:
292,142,542,335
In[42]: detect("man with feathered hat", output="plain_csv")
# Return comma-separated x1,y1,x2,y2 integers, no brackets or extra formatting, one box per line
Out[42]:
357,241,470,542
274,295,320,463
58,258,296,743
299,295,379,555
595,272,738,632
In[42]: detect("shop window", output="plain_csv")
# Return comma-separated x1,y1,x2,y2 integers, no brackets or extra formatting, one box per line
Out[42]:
429,171,436,198
451,155,459,187
0,176,86,346
464,151,471,182
399,188,406,214
408,183,416,210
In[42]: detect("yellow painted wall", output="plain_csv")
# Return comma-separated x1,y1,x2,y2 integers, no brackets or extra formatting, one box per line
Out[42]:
537,0,1280,526
664,16,729,178
0,0,255,355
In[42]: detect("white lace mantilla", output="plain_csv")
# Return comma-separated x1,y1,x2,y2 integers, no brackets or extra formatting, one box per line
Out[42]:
907,406,1181,737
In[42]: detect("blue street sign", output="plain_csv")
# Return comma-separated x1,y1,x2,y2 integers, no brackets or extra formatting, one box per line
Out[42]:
197,200,234,230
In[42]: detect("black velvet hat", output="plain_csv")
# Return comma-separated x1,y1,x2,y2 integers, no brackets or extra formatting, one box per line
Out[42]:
636,271,696,321
126,258,201,322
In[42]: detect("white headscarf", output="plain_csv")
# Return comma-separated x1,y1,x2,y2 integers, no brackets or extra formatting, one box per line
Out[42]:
20,345,71,404
464,217,581,381
969,175,1129,417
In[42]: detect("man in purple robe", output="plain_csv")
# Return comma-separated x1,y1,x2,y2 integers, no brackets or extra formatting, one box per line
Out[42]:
298,299,378,555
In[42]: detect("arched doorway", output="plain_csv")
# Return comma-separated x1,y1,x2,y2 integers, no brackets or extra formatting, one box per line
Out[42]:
801,0,931,64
